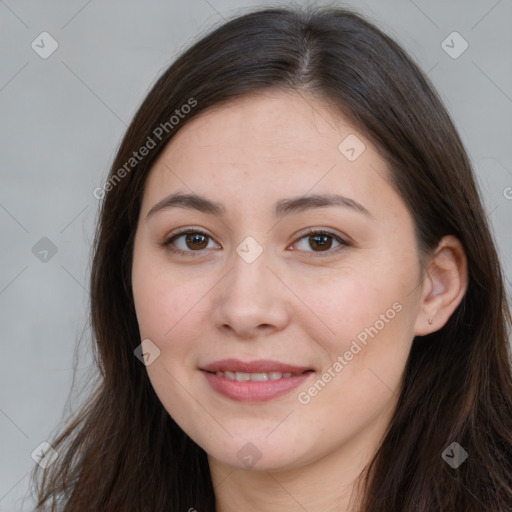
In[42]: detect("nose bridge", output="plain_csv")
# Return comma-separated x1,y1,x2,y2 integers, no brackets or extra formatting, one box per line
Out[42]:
212,238,289,336
226,241,275,305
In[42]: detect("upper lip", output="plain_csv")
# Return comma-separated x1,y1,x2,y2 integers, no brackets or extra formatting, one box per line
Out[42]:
201,358,313,374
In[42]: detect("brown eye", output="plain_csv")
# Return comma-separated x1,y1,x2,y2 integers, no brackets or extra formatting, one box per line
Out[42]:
163,230,220,256
293,230,349,255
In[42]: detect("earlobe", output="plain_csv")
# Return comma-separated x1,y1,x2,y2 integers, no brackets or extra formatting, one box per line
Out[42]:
414,235,468,336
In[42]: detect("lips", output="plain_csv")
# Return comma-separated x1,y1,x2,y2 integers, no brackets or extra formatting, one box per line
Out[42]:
200,359,315,403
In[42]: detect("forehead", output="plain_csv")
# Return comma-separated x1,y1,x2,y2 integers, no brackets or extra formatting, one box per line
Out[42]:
140,90,405,225
166,90,354,160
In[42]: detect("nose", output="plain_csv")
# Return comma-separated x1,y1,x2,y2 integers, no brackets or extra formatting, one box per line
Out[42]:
211,249,291,339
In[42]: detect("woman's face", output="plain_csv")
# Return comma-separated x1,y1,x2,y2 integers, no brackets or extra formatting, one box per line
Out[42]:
131,90,427,472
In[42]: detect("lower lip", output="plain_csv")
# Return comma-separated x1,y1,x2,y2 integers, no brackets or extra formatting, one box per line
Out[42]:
201,370,313,403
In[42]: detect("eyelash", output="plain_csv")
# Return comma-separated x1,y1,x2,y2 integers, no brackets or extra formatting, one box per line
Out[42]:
162,228,350,258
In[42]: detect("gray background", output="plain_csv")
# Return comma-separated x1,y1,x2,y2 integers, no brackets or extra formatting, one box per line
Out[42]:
1,0,511,509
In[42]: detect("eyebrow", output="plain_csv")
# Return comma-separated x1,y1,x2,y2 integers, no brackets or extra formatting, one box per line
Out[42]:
145,192,374,221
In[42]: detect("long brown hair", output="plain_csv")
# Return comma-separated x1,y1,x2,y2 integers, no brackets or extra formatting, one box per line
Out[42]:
33,5,512,511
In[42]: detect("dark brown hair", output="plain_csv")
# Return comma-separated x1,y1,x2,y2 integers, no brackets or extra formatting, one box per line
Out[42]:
33,5,512,511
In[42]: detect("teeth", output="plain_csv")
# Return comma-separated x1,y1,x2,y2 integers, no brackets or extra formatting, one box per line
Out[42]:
215,370,302,381
250,372,269,381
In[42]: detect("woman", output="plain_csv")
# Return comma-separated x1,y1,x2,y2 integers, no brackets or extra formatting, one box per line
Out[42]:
33,5,512,511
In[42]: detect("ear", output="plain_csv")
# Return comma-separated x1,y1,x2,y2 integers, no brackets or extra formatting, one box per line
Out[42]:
414,235,468,336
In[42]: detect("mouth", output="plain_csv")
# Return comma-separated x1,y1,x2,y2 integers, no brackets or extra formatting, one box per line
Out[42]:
200,359,315,403
205,369,311,381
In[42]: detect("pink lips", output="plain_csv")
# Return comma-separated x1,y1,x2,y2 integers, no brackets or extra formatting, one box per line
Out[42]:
200,358,314,403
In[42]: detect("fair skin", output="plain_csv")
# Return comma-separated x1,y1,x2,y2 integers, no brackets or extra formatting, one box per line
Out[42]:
131,90,467,511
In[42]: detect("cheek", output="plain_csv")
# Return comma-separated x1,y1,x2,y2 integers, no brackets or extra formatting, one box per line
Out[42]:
301,267,409,349
132,252,205,340
131,261,212,430
296,256,417,407
295,275,412,442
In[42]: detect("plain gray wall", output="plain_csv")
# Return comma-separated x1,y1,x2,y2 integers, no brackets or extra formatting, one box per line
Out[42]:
1,0,511,509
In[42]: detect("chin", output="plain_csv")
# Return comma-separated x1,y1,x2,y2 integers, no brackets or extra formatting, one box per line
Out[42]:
203,434,318,473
